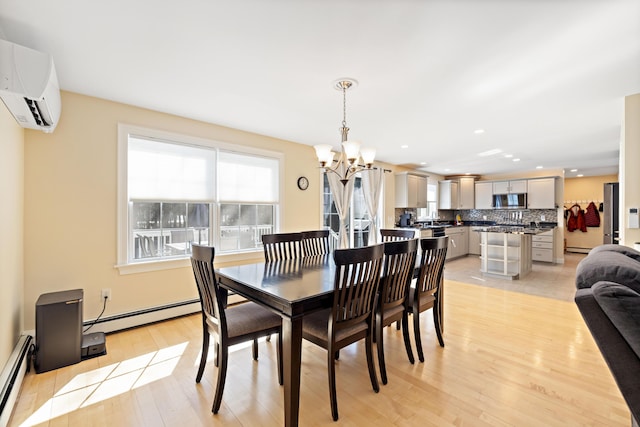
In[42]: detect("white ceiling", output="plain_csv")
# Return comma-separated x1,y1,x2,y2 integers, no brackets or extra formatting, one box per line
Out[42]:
1,0,639,178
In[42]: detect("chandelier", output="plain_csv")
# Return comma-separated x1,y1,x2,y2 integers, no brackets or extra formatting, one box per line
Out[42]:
314,79,376,186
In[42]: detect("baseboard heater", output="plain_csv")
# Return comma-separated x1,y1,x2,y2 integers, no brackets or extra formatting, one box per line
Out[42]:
82,299,201,334
0,335,32,427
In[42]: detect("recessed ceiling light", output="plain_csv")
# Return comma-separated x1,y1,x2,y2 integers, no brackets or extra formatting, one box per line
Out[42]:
513,158,521,162
504,154,513,158
444,168,450,172
571,169,578,172
401,144,409,149
536,166,543,169
478,148,502,157
474,129,485,134
577,174,584,177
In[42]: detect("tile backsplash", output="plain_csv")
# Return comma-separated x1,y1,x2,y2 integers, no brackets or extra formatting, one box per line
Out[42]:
393,208,557,226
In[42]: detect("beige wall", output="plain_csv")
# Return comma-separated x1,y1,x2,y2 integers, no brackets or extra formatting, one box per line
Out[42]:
21,91,331,331
621,93,640,247
564,175,618,251
0,102,25,364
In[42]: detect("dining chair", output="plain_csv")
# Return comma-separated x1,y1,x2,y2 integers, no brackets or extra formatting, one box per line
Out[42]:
262,232,304,262
301,229,330,256
302,243,385,421
190,244,283,414
380,228,416,242
379,228,418,331
407,236,449,363
375,238,418,384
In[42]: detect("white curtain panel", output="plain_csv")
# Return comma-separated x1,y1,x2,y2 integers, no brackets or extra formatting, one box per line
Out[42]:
362,168,384,246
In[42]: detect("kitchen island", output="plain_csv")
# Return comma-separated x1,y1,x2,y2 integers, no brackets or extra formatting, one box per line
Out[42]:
479,228,533,280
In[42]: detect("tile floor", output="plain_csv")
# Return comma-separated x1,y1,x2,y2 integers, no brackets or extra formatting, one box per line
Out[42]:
444,252,586,301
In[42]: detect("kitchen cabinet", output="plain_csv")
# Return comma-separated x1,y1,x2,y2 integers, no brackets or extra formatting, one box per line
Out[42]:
438,180,458,210
395,172,427,208
439,177,475,209
468,226,482,255
458,177,475,209
532,228,555,263
445,226,468,260
527,177,556,209
493,180,527,194
475,181,493,209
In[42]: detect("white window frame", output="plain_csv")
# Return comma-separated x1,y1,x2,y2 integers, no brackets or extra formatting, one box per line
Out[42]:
116,124,284,274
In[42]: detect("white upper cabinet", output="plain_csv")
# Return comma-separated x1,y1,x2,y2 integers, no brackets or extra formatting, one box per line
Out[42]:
493,180,527,194
438,180,458,210
395,172,428,208
458,177,476,209
527,177,556,209
439,177,475,209
475,181,493,209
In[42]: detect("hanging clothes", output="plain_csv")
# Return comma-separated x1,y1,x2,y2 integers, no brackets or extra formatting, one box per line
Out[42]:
585,201,601,227
567,204,587,232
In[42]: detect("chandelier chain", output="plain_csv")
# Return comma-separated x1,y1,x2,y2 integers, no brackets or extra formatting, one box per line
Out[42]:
342,85,347,128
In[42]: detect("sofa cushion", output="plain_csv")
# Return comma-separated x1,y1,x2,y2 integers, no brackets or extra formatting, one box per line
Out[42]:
576,250,640,293
592,281,640,360
589,244,640,262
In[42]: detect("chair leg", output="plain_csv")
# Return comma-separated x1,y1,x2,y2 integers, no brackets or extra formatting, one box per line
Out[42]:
433,300,445,347
277,332,283,386
376,314,388,385
196,329,210,382
396,320,401,331
212,345,228,414
252,338,259,360
401,312,415,364
366,331,380,393
413,306,425,363
327,346,339,421
214,341,220,367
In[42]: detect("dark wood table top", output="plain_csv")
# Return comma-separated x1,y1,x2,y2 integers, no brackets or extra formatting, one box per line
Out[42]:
216,255,336,318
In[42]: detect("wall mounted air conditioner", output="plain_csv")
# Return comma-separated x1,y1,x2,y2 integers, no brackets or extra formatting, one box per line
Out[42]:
0,39,61,133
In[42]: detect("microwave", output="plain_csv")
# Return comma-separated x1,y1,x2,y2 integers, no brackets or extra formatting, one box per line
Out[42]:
492,193,527,209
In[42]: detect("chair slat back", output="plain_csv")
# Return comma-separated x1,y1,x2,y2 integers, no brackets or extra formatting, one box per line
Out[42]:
191,244,226,330
262,232,303,262
380,228,416,242
332,244,384,328
380,238,418,310
302,230,330,256
415,236,449,297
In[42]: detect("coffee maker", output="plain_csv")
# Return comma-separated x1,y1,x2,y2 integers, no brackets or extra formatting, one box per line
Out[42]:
399,213,412,227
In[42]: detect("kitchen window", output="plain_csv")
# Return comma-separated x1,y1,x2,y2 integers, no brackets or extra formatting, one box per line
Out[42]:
117,124,282,273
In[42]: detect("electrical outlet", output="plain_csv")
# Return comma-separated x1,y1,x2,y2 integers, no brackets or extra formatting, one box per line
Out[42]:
541,215,545,221
101,288,111,301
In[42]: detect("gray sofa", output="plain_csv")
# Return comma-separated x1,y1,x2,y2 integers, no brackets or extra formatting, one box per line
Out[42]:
575,244,640,426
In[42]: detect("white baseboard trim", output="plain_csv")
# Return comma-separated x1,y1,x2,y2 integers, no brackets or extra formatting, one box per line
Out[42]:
0,335,32,427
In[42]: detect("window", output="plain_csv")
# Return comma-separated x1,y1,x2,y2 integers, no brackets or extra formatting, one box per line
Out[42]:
417,179,438,220
321,173,381,248
117,125,282,273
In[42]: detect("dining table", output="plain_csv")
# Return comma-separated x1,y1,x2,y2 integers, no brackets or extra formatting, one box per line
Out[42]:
216,255,334,427
215,252,440,427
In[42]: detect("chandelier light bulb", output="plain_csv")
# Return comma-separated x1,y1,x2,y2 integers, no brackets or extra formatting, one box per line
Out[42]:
360,147,376,167
342,140,361,163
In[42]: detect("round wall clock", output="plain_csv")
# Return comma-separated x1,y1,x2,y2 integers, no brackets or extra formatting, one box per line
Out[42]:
297,176,309,190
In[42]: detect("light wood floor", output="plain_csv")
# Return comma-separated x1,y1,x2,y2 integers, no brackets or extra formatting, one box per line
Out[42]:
10,257,629,426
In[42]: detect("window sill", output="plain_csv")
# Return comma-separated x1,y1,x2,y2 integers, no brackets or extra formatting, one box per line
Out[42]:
115,250,264,275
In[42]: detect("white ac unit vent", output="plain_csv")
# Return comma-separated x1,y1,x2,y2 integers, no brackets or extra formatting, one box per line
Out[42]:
0,39,61,133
